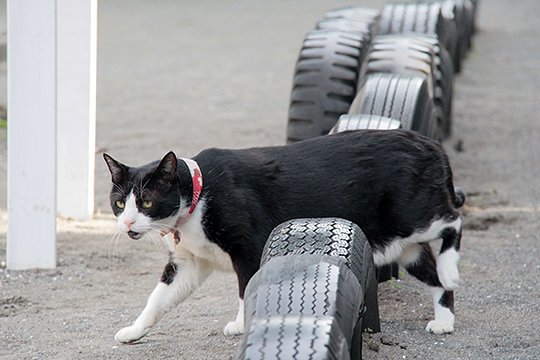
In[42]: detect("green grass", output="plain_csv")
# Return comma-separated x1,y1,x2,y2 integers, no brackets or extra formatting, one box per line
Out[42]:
0,119,6,129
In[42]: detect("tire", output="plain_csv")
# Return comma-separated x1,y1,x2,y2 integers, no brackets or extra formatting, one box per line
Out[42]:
237,220,380,359
379,2,461,73
364,35,437,95
470,0,479,35
238,315,351,360
260,218,380,334
317,7,380,41
438,0,475,56
362,34,445,139
261,219,374,296
328,114,401,133
286,30,371,143
412,34,455,137
240,255,363,359
462,0,476,49
323,6,380,24
348,73,438,139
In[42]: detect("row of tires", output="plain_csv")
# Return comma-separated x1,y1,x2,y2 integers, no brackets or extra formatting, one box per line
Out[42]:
236,1,479,359
287,0,478,143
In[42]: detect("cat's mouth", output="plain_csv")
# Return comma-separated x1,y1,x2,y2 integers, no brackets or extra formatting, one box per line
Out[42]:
127,231,144,240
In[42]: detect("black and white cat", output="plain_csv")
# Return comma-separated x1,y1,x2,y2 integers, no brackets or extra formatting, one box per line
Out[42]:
103,129,465,344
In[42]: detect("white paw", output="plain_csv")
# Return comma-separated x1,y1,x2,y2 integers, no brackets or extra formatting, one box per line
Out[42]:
223,320,244,336
115,325,149,344
425,320,455,334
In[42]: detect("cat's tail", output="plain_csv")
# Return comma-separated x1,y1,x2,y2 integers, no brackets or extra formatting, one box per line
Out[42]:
453,187,466,208
442,151,466,209
445,163,465,209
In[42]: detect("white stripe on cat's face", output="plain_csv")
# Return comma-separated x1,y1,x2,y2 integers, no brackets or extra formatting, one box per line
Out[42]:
117,191,152,239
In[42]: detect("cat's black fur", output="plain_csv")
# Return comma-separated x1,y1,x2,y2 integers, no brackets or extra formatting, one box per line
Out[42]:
197,130,462,296
105,129,464,339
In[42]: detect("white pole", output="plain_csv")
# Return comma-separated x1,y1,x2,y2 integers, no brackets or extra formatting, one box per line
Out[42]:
57,0,97,220
7,0,57,269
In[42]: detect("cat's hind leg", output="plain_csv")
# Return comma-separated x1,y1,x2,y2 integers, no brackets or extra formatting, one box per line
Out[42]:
223,248,263,336
115,250,213,344
427,286,455,334
397,243,455,334
223,298,244,336
437,218,462,291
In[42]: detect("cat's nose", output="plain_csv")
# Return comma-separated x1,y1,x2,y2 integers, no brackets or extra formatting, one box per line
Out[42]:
124,219,135,230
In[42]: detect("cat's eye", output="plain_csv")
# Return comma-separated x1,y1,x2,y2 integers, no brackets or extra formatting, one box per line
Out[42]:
142,201,153,209
115,200,125,209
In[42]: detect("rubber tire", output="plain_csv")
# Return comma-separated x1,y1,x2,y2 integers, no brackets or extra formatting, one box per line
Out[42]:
363,34,445,139
317,6,380,41
286,30,371,143
437,0,475,56
364,35,437,93
412,34,455,137
462,0,476,49
379,2,461,73
451,0,476,50
261,219,374,297
239,255,362,359
260,218,380,334
244,256,362,344
237,315,351,360
470,0,479,35
323,6,380,24
461,1,476,52
328,114,401,133
349,73,438,139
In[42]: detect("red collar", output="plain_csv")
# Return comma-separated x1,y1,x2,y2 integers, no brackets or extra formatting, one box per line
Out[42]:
162,158,203,244
182,158,203,216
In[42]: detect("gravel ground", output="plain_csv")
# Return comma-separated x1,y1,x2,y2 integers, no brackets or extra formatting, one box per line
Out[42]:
1,0,539,359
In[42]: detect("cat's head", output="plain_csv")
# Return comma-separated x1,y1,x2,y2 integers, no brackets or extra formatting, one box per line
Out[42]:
103,151,182,240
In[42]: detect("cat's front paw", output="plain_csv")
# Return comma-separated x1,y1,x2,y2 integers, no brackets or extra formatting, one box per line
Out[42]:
223,320,244,336
115,325,149,344
425,320,455,334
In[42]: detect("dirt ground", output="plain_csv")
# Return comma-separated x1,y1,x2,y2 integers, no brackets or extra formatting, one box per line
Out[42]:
1,0,539,359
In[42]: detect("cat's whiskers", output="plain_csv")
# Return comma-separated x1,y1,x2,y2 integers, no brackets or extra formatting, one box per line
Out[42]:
152,233,168,255
145,231,156,258
150,223,171,242
112,231,124,271
102,230,123,271
102,230,119,264
145,229,169,256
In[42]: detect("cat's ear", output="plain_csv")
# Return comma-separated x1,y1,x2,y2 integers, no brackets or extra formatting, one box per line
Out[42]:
155,151,178,181
103,153,127,184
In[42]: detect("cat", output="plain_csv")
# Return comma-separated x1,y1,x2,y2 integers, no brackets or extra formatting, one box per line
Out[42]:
103,129,465,344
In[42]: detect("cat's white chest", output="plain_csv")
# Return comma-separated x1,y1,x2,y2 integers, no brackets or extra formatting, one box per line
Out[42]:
168,200,234,272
